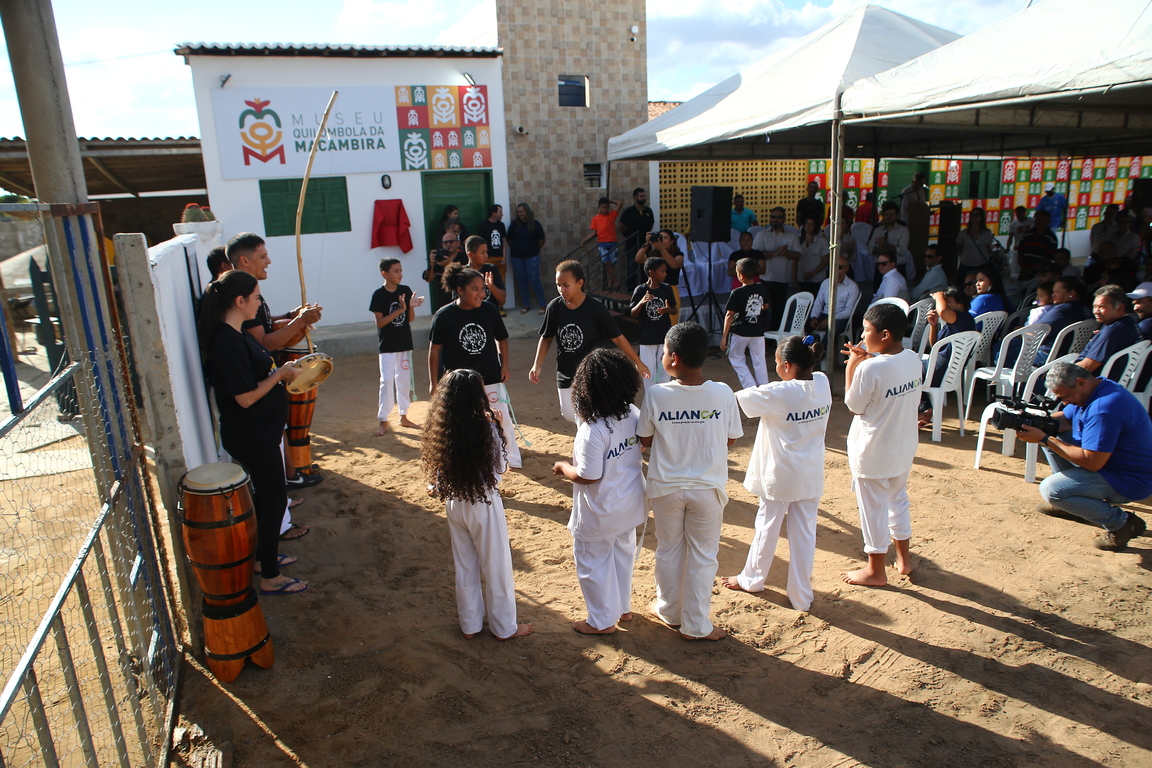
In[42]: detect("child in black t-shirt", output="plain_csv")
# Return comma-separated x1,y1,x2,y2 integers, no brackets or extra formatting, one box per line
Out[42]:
369,258,424,435
464,235,506,313
722,257,773,389
530,260,650,423
629,256,677,391
429,263,520,468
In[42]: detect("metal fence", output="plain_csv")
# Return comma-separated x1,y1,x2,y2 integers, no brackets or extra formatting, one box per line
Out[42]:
0,204,180,767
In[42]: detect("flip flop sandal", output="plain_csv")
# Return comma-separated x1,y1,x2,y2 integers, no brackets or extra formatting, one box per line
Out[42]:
280,522,310,541
288,497,304,509
260,577,309,596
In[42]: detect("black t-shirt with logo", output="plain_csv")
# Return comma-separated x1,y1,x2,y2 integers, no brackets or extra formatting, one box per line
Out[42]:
429,301,508,386
241,294,274,335
724,283,773,337
369,283,414,353
629,282,677,346
209,323,288,450
477,219,507,260
539,295,620,388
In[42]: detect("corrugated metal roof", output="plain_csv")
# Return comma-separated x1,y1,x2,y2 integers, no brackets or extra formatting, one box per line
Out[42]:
174,43,502,59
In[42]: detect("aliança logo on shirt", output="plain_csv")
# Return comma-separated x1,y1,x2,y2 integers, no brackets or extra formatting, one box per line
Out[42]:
885,379,920,398
657,408,723,422
605,435,640,459
785,404,831,422
459,323,488,354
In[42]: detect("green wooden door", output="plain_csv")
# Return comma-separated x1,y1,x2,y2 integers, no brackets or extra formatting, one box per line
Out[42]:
420,170,494,251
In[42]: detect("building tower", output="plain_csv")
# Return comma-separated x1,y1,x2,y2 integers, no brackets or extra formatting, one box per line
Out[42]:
496,0,649,265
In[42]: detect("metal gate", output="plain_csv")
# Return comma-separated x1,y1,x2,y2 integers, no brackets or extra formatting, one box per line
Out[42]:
0,203,180,767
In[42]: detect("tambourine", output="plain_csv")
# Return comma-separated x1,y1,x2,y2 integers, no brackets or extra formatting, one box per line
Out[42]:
284,352,333,394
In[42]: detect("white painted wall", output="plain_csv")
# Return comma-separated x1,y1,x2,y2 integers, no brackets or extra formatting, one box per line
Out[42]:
187,54,508,327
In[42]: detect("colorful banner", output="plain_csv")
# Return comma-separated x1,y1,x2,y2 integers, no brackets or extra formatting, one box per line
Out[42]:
211,84,493,180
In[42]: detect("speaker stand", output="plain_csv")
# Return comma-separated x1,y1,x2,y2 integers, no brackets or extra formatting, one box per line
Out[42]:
685,241,727,345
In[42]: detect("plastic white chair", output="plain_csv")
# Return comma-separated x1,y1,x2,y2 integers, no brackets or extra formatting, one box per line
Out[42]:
904,297,935,352
971,311,1009,367
871,296,909,314
922,330,981,442
1101,340,1152,386
1044,319,1098,362
850,222,874,282
1013,354,1078,482
1125,345,1152,411
764,291,814,346
963,324,1050,424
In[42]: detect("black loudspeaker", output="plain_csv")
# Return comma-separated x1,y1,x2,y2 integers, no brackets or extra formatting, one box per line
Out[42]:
689,186,733,242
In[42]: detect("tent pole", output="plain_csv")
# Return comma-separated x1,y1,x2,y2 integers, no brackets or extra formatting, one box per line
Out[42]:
825,97,845,374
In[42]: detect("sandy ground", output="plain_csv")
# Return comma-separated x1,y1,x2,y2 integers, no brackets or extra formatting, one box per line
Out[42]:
174,334,1152,768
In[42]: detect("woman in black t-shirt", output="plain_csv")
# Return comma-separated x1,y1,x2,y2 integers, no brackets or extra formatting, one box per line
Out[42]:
429,263,521,468
198,271,308,595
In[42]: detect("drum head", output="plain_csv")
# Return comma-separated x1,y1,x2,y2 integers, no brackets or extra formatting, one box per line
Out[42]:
182,462,248,492
285,353,333,394
281,343,313,362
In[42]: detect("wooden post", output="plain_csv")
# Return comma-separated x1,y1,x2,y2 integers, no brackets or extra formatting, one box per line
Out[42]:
114,232,198,649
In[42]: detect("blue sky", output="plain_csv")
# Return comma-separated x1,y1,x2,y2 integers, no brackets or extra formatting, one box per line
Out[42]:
0,0,1028,139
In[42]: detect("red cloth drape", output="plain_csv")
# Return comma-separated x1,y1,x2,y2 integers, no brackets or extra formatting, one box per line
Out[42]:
370,199,413,253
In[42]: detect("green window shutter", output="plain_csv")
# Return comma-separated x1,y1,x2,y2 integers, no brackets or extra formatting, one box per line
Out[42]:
259,176,351,237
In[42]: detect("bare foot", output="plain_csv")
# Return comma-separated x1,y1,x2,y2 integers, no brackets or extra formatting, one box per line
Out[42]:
462,631,477,639
399,415,421,429
721,576,759,592
619,612,633,623
573,620,616,635
495,623,534,640
681,626,727,641
917,416,931,428
373,421,390,436
841,567,888,586
894,539,914,576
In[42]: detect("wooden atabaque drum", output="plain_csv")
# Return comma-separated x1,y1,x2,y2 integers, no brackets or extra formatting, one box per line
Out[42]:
179,462,274,681
282,342,320,476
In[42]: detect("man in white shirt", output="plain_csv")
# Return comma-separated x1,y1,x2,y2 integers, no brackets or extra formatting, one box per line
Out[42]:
808,256,860,342
752,206,801,328
910,245,947,301
872,247,909,303
868,202,911,268
899,172,928,224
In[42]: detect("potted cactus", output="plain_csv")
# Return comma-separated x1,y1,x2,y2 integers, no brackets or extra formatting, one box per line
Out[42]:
174,202,222,250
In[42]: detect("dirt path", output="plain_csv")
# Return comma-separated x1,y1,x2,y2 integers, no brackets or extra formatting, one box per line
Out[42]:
175,339,1152,768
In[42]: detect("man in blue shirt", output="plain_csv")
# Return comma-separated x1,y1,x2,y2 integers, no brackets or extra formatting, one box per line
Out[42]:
1077,285,1141,378
1018,362,1152,550
1035,182,1067,233
1128,282,1152,341
730,194,758,233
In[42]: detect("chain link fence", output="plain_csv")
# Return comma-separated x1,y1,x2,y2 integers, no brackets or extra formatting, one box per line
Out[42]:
0,204,180,767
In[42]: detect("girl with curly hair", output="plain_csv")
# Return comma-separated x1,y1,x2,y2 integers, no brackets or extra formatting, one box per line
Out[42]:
722,335,831,612
552,349,645,634
421,368,533,640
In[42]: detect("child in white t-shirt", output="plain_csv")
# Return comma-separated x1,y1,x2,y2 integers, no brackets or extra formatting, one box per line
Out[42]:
841,303,923,586
553,349,646,634
722,336,831,612
637,322,743,641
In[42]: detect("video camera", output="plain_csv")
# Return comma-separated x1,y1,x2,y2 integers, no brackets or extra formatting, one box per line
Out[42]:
990,393,1061,437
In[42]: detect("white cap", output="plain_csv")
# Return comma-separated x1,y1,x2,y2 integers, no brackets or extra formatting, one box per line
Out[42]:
1044,181,1055,192
1127,282,1152,300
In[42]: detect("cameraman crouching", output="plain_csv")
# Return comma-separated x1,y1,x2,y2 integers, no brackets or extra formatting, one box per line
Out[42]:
1017,362,1152,550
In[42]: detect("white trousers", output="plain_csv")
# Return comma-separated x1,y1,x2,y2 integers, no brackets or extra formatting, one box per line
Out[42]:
853,470,912,555
485,383,522,469
558,386,575,423
650,488,724,637
445,491,518,638
727,335,769,389
377,351,412,420
639,344,667,391
735,497,817,611
573,528,637,630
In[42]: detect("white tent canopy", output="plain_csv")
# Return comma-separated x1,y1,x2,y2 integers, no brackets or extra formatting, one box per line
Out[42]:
841,0,1152,157
607,5,959,162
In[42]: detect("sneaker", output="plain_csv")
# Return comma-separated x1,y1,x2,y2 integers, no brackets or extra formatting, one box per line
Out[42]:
1092,512,1146,551
286,473,323,490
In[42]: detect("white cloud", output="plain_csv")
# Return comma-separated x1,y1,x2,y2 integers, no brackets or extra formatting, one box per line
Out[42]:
435,0,498,48
334,0,455,43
